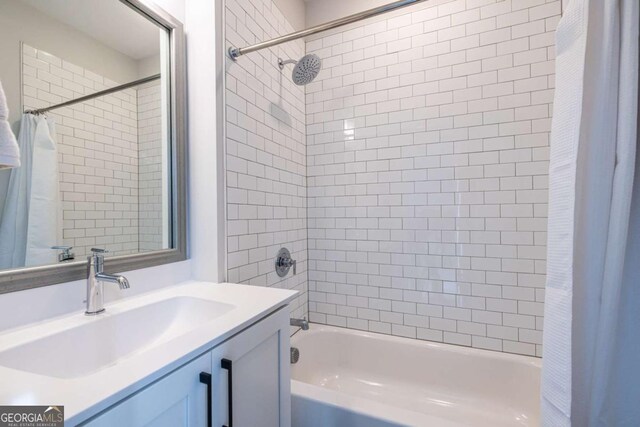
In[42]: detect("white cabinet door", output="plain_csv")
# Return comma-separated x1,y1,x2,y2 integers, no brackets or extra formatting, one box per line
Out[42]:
210,308,291,427
82,352,212,427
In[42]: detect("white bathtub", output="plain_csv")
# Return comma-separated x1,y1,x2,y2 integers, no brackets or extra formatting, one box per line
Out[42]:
291,325,541,427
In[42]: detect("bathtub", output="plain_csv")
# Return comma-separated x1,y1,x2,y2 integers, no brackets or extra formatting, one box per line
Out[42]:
291,325,541,427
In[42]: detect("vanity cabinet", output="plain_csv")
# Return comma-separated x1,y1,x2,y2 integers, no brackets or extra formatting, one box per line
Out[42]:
211,307,291,427
82,353,211,427
82,308,291,427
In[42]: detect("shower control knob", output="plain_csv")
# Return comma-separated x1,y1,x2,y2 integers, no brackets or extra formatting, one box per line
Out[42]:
276,248,296,277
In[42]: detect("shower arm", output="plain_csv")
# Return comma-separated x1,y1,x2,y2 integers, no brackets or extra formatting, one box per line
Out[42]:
228,0,428,60
278,59,298,70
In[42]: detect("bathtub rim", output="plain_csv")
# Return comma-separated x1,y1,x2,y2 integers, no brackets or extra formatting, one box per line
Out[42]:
291,323,542,368
290,323,541,427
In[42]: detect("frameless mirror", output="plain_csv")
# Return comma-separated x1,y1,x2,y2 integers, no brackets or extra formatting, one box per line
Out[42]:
0,0,186,292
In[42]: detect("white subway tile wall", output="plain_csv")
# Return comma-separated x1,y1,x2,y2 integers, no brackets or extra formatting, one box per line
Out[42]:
225,0,308,320
137,82,164,252
22,45,164,259
305,0,560,356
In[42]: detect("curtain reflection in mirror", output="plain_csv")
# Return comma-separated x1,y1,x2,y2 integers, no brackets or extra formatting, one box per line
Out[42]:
0,81,21,170
0,113,60,269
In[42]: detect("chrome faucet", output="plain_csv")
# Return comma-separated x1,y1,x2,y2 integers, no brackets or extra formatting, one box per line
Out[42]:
51,245,75,262
290,317,309,330
85,248,130,316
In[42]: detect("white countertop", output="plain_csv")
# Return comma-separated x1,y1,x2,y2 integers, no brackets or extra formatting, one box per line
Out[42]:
0,281,297,425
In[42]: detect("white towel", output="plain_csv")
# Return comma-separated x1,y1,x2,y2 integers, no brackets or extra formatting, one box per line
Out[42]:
0,80,20,169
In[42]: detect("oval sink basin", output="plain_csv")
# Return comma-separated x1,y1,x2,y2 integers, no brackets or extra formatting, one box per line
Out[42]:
0,296,234,379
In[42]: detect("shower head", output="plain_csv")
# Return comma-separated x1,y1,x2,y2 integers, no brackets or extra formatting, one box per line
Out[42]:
278,54,322,86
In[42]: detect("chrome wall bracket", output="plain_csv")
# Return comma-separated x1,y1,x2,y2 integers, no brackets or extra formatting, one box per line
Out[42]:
228,47,239,61
275,248,296,277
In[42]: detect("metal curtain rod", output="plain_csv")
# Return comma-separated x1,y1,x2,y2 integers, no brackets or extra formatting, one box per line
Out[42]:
228,0,427,60
25,73,161,115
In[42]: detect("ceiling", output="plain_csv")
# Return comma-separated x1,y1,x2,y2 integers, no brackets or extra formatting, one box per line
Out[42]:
21,0,161,60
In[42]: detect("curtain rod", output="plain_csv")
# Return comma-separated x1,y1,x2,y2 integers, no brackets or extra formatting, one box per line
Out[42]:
228,0,428,60
25,73,161,115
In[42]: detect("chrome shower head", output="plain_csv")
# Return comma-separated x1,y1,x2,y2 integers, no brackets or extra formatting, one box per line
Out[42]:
278,54,322,86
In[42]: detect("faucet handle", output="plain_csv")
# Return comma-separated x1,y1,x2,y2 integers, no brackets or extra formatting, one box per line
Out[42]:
52,246,75,262
89,248,109,262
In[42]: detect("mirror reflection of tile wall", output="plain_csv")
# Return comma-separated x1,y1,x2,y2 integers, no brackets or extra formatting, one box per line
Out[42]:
22,45,163,259
137,83,164,252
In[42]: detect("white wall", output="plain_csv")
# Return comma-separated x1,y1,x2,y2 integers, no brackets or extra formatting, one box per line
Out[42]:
154,0,186,22
305,0,560,356
185,0,221,282
138,54,162,78
305,0,392,27
274,0,306,31
225,0,309,320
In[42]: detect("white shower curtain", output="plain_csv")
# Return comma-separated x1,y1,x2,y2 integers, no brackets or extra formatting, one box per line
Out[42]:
542,0,639,426
0,114,60,269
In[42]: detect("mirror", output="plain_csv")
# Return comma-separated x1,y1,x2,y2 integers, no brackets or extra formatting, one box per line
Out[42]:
0,0,186,291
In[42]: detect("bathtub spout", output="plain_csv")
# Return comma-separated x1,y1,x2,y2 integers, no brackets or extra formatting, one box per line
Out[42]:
291,317,309,330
